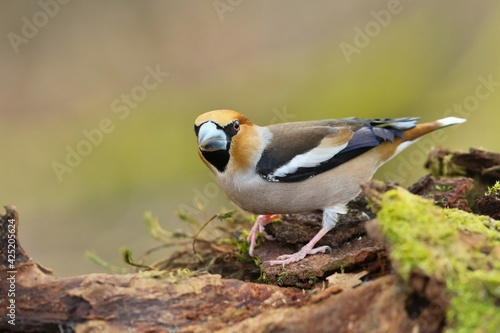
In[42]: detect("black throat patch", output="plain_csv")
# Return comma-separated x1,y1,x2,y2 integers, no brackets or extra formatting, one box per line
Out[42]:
201,148,230,173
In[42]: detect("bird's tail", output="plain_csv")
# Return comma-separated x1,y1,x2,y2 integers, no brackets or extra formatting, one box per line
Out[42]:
402,117,466,142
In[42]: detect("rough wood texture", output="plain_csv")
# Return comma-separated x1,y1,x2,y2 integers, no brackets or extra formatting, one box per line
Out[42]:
0,205,436,333
1,146,498,332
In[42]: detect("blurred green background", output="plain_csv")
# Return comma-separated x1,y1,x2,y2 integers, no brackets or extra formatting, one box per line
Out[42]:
1,1,499,277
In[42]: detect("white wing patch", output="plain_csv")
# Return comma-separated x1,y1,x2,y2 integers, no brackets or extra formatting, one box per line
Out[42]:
266,141,348,181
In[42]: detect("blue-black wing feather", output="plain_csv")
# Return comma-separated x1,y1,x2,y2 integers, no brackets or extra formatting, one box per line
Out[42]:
258,117,418,182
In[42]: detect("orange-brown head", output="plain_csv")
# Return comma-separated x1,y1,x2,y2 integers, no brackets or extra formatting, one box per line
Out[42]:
194,110,260,173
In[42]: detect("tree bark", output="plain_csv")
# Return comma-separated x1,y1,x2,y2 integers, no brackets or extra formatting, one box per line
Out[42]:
0,204,441,333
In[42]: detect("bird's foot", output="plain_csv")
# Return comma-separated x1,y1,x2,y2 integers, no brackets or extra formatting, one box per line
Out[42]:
267,245,331,266
247,214,281,257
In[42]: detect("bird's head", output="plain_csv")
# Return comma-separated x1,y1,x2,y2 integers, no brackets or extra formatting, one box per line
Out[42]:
194,110,256,173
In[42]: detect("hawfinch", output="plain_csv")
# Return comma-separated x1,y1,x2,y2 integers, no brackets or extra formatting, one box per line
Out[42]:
194,110,465,266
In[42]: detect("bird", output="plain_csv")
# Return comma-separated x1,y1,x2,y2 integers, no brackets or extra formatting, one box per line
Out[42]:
194,110,466,266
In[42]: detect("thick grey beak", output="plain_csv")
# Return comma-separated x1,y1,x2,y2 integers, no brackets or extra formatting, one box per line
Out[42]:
197,122,228,152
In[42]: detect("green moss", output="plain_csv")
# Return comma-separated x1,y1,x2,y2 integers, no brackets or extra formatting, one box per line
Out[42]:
435,184,454,192
377,188,500,333
486,181,500,196
236,229,252,256
427,152,467,178
164,268,194,283
276,271,289,286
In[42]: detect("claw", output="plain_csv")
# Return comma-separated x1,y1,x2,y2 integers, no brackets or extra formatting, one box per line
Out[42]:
268,245,330,266
247,214,281,257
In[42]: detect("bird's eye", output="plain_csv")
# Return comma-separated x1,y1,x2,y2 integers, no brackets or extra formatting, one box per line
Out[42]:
233,120,240,131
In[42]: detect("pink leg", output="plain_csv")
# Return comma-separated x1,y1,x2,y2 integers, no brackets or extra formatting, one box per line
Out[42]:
267,205,346,266
247,214,281,257
267,226,331,266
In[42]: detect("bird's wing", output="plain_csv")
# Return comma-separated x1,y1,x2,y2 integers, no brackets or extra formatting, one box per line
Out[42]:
256,117,419,182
